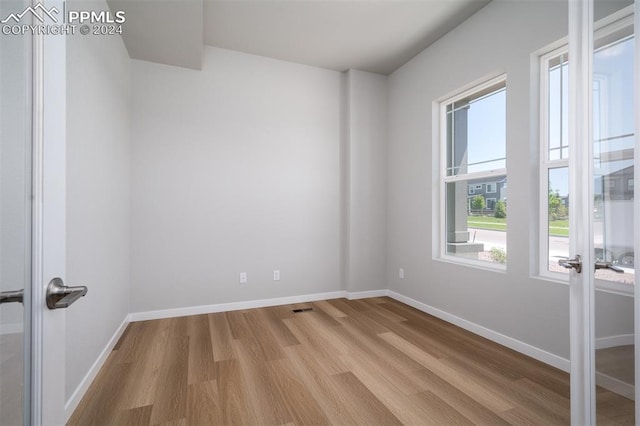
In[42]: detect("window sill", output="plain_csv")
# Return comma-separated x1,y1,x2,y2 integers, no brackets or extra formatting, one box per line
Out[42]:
435,255,507,274
535,272,634,297
534,273,569,286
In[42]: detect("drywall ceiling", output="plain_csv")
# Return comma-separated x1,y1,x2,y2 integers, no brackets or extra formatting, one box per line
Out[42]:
110,0,490,75
203,0,490,75
108,0,204,70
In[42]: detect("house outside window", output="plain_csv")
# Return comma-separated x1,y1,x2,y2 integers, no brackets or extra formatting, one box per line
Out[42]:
440,74,507,267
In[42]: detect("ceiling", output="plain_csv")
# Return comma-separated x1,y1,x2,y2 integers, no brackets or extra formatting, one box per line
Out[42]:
110,0,491,75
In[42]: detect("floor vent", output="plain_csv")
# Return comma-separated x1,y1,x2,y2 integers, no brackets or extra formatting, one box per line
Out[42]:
292,307,314,313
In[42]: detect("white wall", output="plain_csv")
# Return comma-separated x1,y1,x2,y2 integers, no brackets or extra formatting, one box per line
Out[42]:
130,47,343,312
387,0,571,358
344,70,388,292
65,0,131,400
387,0,634,360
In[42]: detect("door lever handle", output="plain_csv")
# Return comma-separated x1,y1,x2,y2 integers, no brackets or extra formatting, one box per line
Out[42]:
46,277,87,310
0,289,24,305
559,255,582,273
594,262,624,273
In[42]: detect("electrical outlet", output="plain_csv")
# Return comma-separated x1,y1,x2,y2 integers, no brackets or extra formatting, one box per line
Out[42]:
399,268,405,279
239,272,247,284
273,270,280,281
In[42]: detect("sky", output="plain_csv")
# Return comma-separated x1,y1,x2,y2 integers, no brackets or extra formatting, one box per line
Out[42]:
448,34,634,204
465,89,506,174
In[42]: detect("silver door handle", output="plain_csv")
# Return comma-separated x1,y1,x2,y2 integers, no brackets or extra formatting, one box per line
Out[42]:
0,289,24,305
46,277,87,309
559,255,582,273
594,262,624,273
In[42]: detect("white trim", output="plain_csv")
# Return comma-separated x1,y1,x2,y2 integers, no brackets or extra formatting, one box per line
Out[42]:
443,168,507,184
346,289,388,300
129,291,348,322
436,100,445,263
568,0,596,423
594,6,634,36
129,289,389,323
634,0,640,412
539,45,569,278
595,372,635,401
0,322,24,335
594,279,634,297
436,72,507,105
385,290,570,372
30,15,45,426
64,316,130,421
436,255,507,274
595,333,634,350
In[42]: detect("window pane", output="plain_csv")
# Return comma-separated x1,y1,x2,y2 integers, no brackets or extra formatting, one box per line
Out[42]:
548,53,569,161
446,84,506,176
543,34,635,284
446,175,507,264
592,33,635,286
547,167,570,274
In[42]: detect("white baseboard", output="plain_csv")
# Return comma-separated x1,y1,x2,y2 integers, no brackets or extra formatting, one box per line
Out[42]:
386,290,570,372
65,315,130,421
0,322,23,335
346,289,388,300
129,290,350,322
596,371,635,400
595,334,634,350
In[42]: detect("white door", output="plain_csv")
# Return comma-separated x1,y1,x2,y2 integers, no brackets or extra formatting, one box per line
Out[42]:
567,0,639,423
38,0,69,422
1,0,76,424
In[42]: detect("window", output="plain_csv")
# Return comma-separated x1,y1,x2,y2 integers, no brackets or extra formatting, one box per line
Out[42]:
540,18,635,287
540,47,570,278
440,75,507,267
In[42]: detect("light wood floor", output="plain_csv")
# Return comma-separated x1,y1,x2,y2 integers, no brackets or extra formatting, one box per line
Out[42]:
68,297,634,425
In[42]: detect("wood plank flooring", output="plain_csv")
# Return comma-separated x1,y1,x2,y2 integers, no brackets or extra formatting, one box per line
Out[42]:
68,297,634,425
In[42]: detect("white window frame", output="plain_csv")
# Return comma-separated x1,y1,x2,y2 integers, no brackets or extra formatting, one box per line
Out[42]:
468,185,475,195
486,182,497,193
538,12,635,296
438,73,507,271
539,44,571,282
